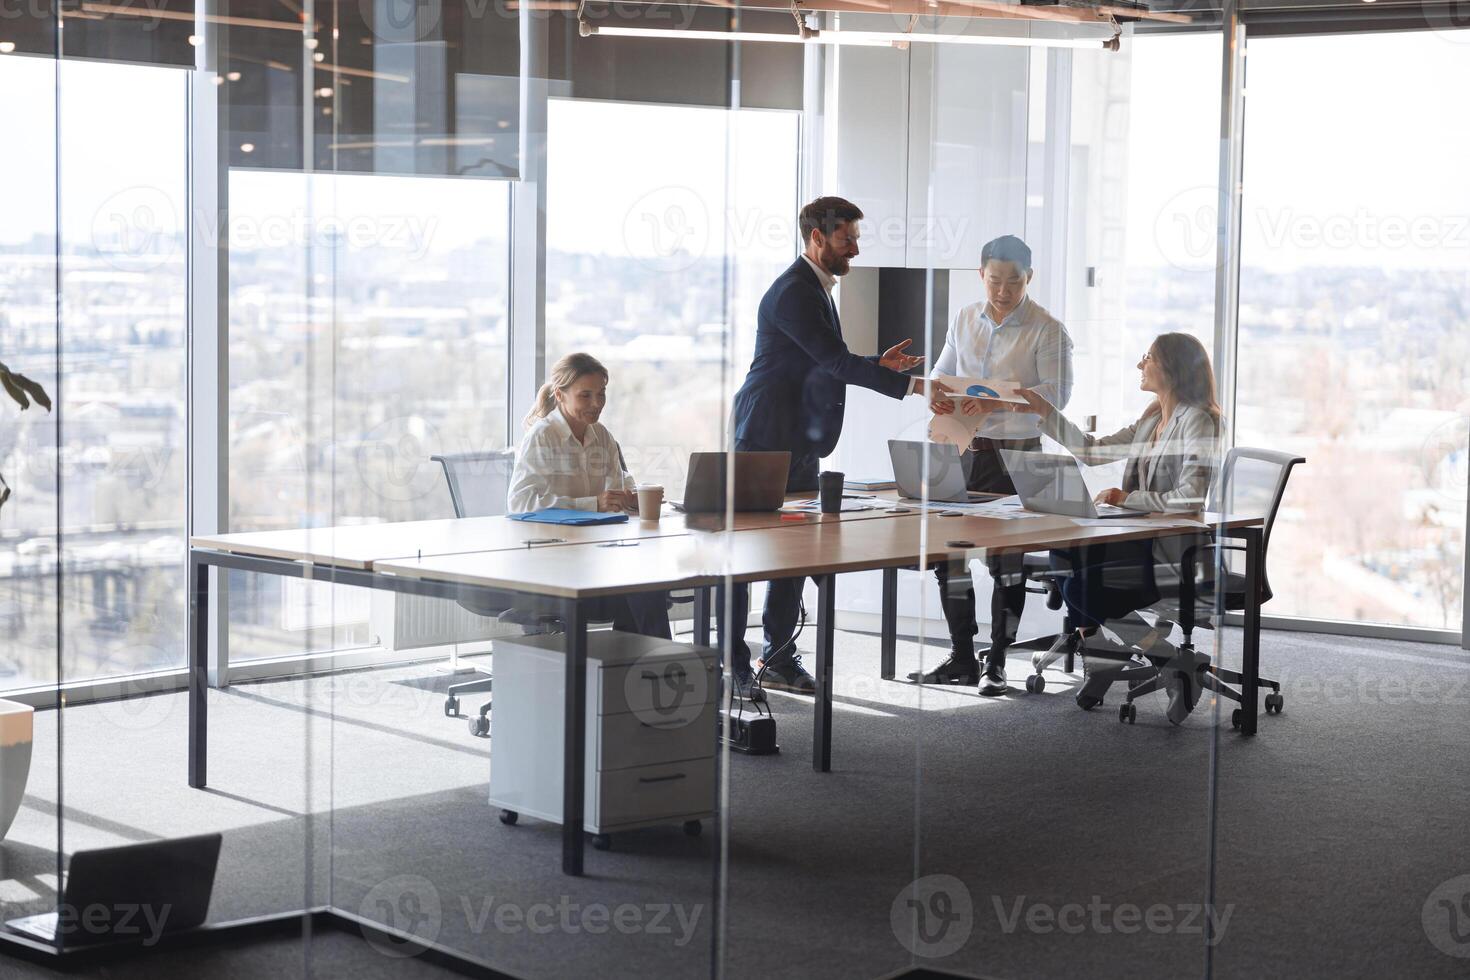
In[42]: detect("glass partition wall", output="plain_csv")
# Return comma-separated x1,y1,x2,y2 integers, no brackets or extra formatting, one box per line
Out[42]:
1,2,1462,977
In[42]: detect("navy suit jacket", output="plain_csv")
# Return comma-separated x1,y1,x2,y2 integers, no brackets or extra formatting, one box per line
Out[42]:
732,258,912,459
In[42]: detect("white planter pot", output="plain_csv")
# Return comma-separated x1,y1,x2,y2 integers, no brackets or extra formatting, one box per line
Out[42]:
0,699,33,841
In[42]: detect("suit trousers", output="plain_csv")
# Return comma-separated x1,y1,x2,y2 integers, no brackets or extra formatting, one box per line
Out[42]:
715,443,819,675
587,592,672,640
931,436,1040,666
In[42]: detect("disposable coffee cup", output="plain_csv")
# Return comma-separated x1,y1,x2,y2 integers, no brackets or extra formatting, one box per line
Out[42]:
818,471,845,514
636,484,664,521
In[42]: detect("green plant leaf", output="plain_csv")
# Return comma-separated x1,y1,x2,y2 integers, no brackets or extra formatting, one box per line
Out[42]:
13,373,51,412
0,364,51,413
0,372,28,411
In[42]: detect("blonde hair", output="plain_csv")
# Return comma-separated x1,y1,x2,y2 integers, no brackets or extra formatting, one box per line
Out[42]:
525,352,610,429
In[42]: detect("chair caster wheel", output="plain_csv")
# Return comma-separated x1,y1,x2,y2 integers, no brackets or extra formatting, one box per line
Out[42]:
1025,674,1045,694
1265,693,1283,714
1231,708,1243,729
444,696,459,717
499,810,517,826
468,715,489,737
683,820,702,837
591,834,612,851
1076,694,1101,711
1119,703,1136,724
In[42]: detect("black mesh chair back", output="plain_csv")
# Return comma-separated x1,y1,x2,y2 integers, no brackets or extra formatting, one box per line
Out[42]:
1209,447,1306,605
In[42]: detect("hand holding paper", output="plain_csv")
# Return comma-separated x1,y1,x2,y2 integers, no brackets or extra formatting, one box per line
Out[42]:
927,375,1038,447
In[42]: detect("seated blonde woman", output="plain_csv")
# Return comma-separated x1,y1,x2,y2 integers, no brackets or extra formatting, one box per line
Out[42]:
1017,331,1223,723
507,352,670,639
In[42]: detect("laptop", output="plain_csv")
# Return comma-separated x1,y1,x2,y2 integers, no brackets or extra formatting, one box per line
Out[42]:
888,440,1000,504
678,451,791,513
998,450,1138,519
6,834,222,948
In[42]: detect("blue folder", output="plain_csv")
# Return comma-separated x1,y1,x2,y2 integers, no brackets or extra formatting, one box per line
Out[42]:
507,508,629,526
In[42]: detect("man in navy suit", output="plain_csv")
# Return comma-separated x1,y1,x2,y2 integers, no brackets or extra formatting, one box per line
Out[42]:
720,197,950,697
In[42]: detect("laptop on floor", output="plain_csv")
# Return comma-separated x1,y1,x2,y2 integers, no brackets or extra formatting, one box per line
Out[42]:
677,451,791,513
6,833,222,948
998,449,1139,519
887,440,1002,504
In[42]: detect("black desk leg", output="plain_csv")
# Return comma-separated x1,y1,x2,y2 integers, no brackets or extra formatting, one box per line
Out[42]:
813,574,836,773
188,553,208,789
562,598,588,876
693,587,711,648
1240,527,1262,737
880,568,898,680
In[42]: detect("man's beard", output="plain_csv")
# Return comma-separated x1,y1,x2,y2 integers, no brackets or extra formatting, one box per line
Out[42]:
825,252,850,277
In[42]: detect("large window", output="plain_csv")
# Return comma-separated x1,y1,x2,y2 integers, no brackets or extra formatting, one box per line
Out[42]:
1235,30,1470,630
227,171,512,658
1119,33,1221,353
0,56,188,688
545,99,800,496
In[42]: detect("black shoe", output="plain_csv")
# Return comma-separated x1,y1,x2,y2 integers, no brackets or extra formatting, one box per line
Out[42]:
977,659,1008,696
907,653,979,685
726,668,766,704
758,653,816,694
1075,654,1114,710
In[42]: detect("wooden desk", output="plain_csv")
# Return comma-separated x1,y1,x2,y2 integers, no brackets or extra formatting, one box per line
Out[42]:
190,499,912,570
187,508,1265,878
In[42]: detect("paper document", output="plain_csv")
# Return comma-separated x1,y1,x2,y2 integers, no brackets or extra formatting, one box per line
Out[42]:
928,374,1037,448
901,496,1038,520
783,499,876,513
1071,518,1210,529
944,379,1028,404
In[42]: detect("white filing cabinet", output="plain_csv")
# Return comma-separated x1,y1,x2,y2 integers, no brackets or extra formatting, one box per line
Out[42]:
487,630,718,848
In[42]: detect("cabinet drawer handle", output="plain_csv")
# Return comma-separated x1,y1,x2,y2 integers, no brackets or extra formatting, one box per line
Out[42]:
638,773,687,784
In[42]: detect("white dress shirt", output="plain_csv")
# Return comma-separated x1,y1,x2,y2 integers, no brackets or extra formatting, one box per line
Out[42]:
506,406,634,513
803,253,920,396
931,295,1074,440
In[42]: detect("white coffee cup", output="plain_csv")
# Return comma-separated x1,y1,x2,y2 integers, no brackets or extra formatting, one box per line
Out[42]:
636,484,664,522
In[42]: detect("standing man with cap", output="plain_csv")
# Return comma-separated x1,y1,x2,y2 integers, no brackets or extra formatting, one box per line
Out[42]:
911,234,1075,695
721,196,950,697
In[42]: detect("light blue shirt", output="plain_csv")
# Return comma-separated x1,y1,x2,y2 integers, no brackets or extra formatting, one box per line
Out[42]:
931,295,1074,440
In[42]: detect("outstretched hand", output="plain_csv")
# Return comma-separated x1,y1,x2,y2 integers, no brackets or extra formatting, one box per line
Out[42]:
879,338,924,373
1015,387,1054,417
926,379,956,415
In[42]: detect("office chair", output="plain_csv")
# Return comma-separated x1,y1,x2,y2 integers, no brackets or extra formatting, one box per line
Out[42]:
1051,447,1304,726
431,450,530,736
433,449,691,734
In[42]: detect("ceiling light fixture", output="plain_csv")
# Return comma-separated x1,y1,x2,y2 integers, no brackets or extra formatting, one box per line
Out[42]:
584,24,1115,49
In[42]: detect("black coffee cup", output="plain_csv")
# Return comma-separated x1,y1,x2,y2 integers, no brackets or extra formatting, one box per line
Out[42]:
818,471,845,514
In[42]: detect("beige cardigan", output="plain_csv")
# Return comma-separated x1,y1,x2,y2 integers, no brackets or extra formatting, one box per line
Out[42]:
1042,402,1224,578
1041,402,1223,513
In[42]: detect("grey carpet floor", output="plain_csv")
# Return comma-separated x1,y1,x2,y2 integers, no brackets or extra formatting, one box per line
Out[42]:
2,622,1468,979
